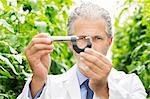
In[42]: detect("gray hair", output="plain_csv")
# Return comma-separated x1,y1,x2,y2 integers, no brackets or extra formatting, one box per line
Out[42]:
67,2,112,37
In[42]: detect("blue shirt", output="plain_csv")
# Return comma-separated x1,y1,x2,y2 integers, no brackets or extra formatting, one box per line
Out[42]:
28,68,89,99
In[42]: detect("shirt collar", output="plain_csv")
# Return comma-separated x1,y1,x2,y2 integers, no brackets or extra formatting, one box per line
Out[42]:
76,67,88,86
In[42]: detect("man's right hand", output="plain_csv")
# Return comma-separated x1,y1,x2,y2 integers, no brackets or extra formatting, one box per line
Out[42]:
25,33,53,98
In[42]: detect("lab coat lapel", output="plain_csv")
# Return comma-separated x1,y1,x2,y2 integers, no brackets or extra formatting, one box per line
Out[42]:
63,65,81,99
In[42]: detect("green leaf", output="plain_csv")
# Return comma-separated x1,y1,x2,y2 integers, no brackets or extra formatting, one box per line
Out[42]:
0,55,18,75
0,19,14,33
12,54,23,64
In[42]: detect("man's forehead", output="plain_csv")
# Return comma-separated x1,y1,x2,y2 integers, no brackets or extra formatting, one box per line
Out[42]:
73,18,107,35
74,17,105,25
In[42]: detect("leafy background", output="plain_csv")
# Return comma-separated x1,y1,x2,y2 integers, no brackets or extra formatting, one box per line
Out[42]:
112,0,150,98
0,0,149,98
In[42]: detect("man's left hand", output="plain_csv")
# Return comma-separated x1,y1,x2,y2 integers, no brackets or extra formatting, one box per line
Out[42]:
79,48,112,98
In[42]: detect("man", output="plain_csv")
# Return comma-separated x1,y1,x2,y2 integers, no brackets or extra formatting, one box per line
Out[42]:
17,2,147,99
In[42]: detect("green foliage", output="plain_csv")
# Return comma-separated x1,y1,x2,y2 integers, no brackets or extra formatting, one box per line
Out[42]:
112,0,150,98
0,0,73,98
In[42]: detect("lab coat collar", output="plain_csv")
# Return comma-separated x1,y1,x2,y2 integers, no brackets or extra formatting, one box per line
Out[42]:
63,64,81,99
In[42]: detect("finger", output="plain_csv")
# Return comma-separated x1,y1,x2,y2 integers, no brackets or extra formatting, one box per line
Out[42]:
28,38,52,49
34,49,53,58
80,52,105,69
84,48,111,65
34,33,49,38
81,54,112,76
78,64,99,80
29,44,53,55
28,49,52,65
80,57,102,75
26,49,52,70
83,49,112,72
41,54,51,68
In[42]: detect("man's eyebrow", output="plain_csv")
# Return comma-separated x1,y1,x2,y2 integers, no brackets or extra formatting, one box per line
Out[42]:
77,35,86,37
77,35,103,37
92,35,103,37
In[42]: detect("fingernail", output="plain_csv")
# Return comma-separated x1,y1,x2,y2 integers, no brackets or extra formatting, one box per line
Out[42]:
50,45,53,48
47,37,52,42
80,52,84,56
50,49,53,52
85,48,90,52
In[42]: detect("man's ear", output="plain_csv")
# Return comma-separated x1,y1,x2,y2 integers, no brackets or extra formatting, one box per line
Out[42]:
109,36,113,45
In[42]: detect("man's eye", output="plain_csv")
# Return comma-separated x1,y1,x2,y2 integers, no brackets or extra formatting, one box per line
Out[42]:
95,36,102,40
79,36,86,40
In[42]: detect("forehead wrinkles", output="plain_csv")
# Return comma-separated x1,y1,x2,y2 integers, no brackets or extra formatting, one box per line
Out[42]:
73,18,106,33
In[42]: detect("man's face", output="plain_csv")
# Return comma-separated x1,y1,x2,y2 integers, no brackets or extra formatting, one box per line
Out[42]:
70,18,112,63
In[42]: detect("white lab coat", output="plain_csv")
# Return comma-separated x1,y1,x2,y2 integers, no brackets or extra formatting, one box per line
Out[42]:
17,65,147,99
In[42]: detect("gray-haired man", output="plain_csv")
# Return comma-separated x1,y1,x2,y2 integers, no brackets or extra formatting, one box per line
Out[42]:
18,2,147,99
